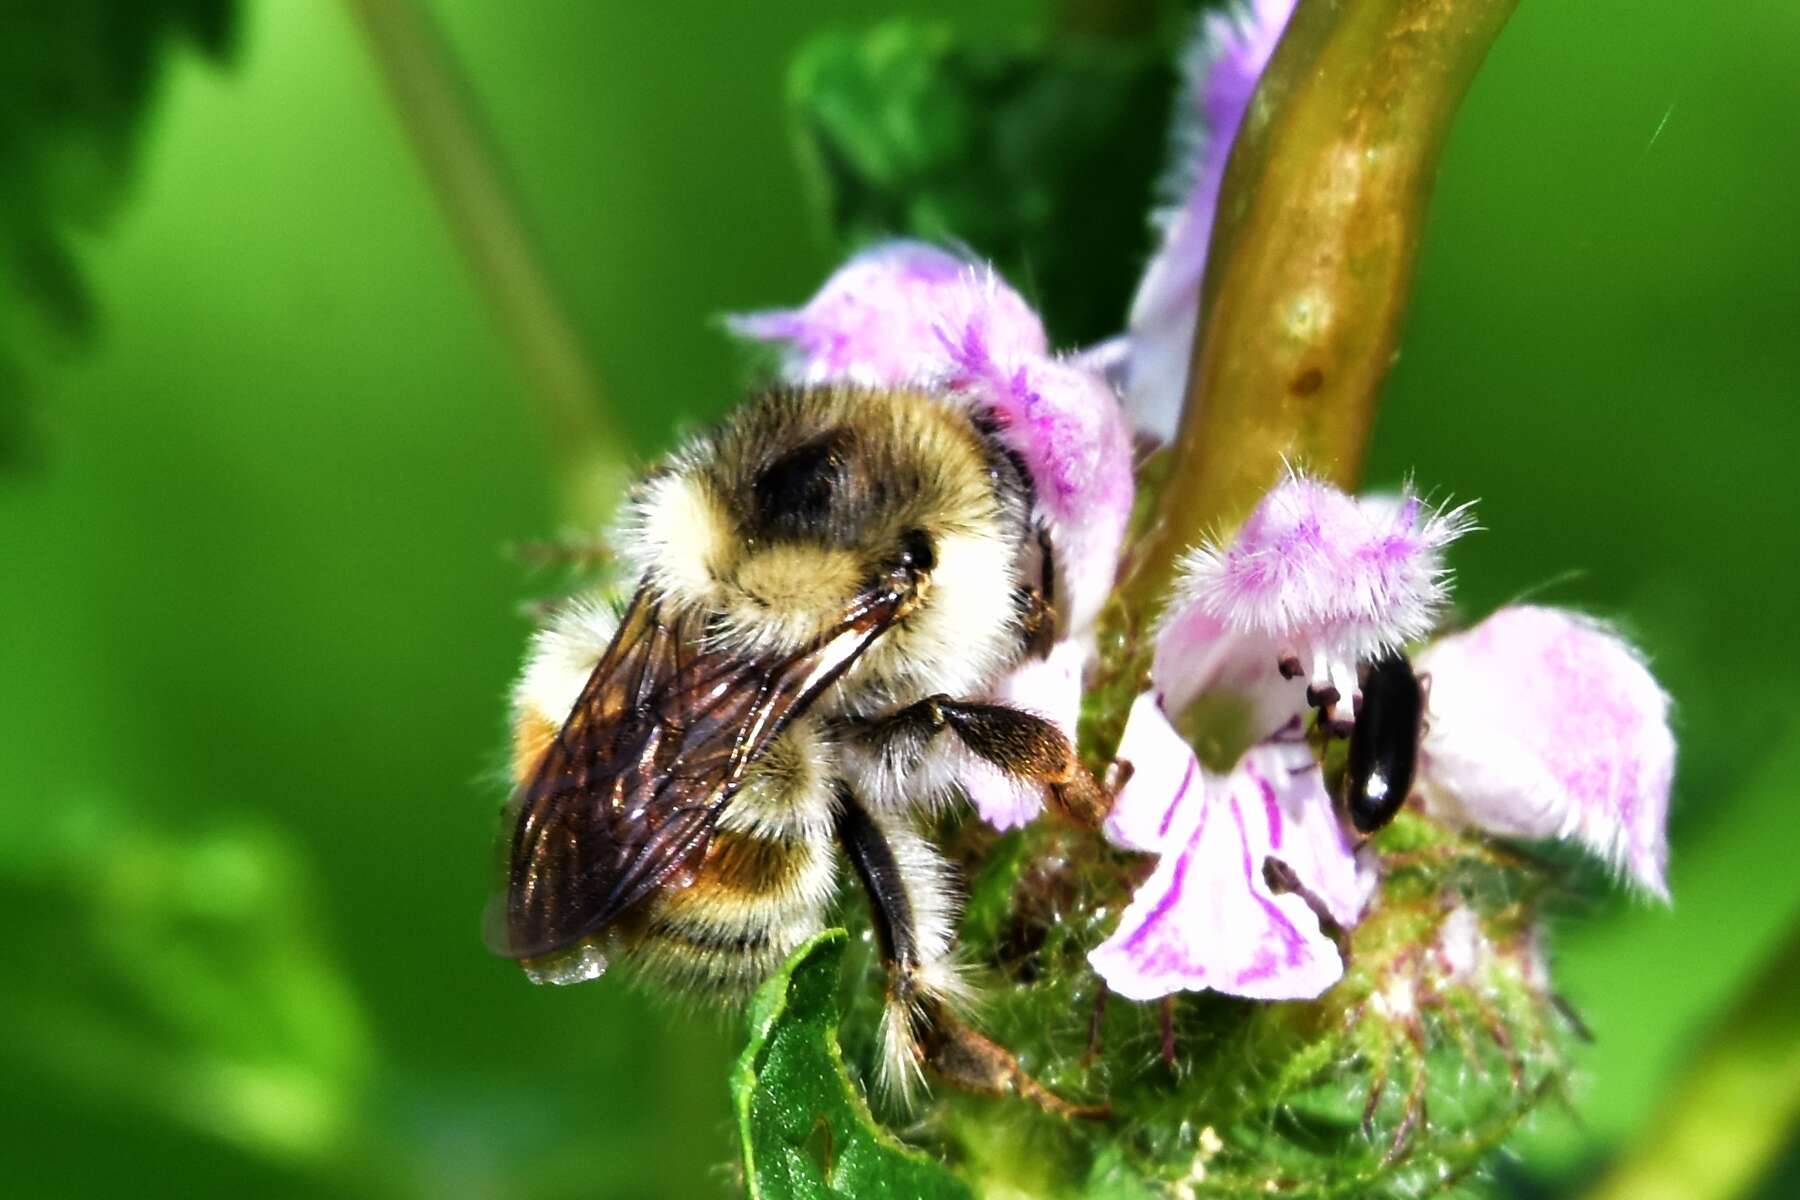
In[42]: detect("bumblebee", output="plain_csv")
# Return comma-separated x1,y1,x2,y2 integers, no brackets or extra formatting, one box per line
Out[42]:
489,384,1106,1102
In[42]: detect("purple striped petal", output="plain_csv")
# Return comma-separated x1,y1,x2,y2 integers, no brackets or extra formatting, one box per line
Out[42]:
1103,692,1206,854
1246,740,1375,927
1090,741,1349,1002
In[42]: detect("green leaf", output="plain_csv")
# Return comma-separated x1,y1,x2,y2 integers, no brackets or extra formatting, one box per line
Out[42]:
788,21,1175,347
0,0,237,461
733,929,971,1200
0,794,370,1164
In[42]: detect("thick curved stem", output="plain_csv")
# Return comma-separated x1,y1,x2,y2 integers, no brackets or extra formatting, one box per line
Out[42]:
1118,0,1518,625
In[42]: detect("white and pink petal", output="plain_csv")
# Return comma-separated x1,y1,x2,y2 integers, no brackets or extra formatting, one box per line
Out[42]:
1103,692,1207,854
727,240,1047,386
1245,740,1376,928
1090,744,1349,1001
1415,605,1675,898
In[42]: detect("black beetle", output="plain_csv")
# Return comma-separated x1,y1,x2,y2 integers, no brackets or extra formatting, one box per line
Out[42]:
1343,651,1425,834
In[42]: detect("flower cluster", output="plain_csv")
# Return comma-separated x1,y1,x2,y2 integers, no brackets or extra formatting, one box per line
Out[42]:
731,0,1674,1014
1089,480,1672,1002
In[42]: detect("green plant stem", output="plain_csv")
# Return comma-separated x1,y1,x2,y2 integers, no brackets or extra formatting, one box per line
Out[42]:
345,0,627,528
1118,0,1518,625
1579,925,1800,1200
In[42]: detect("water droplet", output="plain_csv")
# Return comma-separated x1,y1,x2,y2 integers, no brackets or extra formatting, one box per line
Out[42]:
524,942,610,985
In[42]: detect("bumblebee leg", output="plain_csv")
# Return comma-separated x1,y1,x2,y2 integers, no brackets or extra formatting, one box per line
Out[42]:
917,1011,1111,1120
1014,584,1057,660
854,696,1110,827
833,788,960,1102
834,787,1108,1120
1014,525,1059,659
833,788,925,996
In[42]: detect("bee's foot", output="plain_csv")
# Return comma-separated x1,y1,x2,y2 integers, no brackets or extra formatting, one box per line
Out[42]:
923,1011,1110,1121
1050,763,1113,830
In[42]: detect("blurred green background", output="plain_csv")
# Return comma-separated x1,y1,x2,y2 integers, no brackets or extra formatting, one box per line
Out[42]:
2,1,1796,1197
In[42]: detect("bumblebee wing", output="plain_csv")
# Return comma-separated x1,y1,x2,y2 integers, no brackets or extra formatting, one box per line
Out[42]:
490,587,756,959
489,580,904,962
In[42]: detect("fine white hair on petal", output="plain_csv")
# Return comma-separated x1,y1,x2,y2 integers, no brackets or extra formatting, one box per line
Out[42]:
1122,0,1298,441
1173,473,1476,666
1140,473,1472,742
725,239,1047,386
1088,741,1350,1002
1415,605,1676,899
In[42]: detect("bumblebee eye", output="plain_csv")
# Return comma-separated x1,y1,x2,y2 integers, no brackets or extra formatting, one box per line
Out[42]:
898,528,935,573
754,428,852,530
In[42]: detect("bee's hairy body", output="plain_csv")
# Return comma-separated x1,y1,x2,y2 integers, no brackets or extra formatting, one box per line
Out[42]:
504,385,1086,1098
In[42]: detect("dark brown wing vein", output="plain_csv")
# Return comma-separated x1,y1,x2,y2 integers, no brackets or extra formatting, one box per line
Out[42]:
489,577,910,962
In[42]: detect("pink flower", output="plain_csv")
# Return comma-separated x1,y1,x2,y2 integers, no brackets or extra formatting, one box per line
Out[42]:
1092,474,1447,1000
1089,475,1673,1003
1093,1,1677,996
1159,473,1472,738
1123,0,1297,440
1415,606,1675,898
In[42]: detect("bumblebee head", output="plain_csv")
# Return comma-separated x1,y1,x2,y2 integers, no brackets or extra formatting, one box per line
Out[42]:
617,385,1034,711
